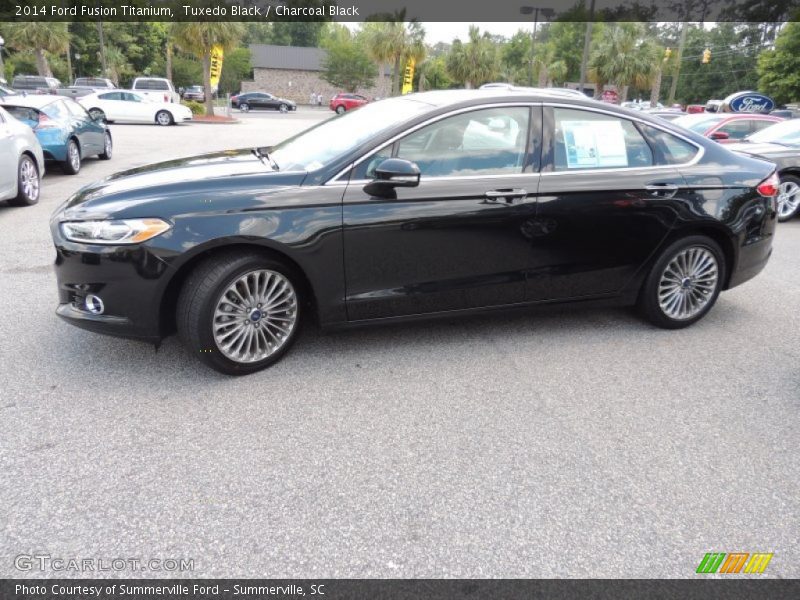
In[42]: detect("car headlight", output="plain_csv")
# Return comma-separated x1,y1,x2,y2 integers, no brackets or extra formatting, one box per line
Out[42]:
60,218,171,244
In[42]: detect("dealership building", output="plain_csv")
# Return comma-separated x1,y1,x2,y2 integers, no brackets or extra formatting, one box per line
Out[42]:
242,44,392,105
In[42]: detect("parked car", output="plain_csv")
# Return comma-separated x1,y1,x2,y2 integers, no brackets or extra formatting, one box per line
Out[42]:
686,104,705,114
73,77,116,90
49,90,779,374
727,118,800,221
79,91,192,126
231,92,296,113
1,95,111,174
672,113,784,143
0,105,44,206
329,93,369,114
182,85,205,102
621,100,664,111
11,75,61,94
131,77,180,104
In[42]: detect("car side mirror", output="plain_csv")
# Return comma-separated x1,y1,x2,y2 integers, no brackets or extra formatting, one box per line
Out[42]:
710,131,729,141
363,158,421,198
91,112,106,123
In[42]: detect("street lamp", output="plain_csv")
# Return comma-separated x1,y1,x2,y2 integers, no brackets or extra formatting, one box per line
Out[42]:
520,5,555,87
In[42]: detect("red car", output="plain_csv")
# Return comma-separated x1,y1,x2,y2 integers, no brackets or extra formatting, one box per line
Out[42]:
673,113,784,143
329,93,368,114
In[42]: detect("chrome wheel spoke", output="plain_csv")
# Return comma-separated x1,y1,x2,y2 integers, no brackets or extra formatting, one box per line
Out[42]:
658,246,719,320
212,268,298,363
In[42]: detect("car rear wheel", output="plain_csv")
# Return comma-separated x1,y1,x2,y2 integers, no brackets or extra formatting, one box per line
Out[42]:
335,105,346,114
62,139,81,175
156,110,174,126
177,252,302,375
98,132,113,160
777,174,800,222
239,103,250,112
8,155,40,207
639,235,724,329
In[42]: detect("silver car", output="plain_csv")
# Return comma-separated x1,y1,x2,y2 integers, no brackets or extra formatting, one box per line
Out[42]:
0,105,44,206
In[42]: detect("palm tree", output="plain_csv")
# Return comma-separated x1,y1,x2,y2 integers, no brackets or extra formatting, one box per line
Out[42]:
445,26,500,89
362,19,426,96
533,42,568,87
6,23,70,78
588,23,656,102
171,22,245,116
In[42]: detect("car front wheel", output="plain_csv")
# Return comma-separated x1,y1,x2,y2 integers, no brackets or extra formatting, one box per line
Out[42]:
177,252,302,375
8,155,40,207
279,103,288,113
777,174,800,222
335,105,346,114
99,132,113,160
156,110,174,126
239,103,250,112
639,235,724,329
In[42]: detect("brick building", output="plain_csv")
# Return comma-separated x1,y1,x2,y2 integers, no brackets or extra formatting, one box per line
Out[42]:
241,44,391,105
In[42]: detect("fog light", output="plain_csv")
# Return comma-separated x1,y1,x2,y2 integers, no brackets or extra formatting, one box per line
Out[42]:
84,294,104,315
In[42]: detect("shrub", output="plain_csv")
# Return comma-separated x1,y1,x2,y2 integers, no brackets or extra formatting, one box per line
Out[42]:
181,100,205,115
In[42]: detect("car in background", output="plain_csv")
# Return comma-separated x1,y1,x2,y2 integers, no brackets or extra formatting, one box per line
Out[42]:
73,77,116,90
231,92,296,113
621,100,663,111
79,91,192,126
181,85,206,102
686,104,705,114
0,105,44,206
329,93,368,114
131,77,180,104
727,118,800,221
49,90,778,374
1,95,111,174
11,75,61,94
672,113,784,143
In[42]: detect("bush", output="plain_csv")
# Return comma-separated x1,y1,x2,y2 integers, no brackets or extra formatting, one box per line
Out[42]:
181,100,205,115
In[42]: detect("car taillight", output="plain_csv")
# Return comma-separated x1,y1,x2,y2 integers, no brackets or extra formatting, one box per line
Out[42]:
756,172,780,197
36,113,58,129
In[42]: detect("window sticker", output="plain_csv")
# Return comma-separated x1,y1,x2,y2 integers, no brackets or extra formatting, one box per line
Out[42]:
561,120,628,168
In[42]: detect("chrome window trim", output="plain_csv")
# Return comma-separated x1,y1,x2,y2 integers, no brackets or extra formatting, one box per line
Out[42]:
326,102,541,185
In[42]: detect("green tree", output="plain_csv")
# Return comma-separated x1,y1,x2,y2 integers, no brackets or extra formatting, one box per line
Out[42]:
758,22,800,105
362,18,426,96
415,55,452,91
446,26,500,89
218,48,252,95
320,27,376,93
5,22,70,78
171,22,245,116
588,22,656,101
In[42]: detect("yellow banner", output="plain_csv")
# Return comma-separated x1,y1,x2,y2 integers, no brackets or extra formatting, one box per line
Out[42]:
210,45,224,91
401,58,415,95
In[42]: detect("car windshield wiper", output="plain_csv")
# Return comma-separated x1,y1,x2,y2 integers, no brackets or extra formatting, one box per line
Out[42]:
253,147,279,171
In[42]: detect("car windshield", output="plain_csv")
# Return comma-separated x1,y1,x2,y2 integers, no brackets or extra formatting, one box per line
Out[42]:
673,114,726,133
269,97,432,171
746,119,800,146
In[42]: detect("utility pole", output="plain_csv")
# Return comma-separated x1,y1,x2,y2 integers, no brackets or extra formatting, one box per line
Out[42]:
578,0,596,96
667,22,688,105
96,21,108,78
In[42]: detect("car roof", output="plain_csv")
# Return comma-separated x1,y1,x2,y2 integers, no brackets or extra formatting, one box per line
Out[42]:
404,89,606,108
1,95,63,108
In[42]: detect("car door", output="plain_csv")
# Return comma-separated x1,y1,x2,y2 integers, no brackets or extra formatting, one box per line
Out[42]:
530,105,693,301
341,104,541,321
64,100,103,154
0,110,17,198
123,92,154,122
95,92,124,120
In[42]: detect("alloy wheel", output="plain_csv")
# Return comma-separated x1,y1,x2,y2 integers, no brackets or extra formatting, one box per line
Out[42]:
156,111,172,126
212,269,298,363
20,158,39,202
658,246,719,320
68,142,80,171
777,180,800,220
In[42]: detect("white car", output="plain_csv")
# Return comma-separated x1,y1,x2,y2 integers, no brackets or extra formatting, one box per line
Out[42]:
79,91,193,126
131,77,181,104
0,105,44,207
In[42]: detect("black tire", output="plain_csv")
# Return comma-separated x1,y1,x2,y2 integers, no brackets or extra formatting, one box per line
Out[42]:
638,235,725,329
176,251,303,375
777,173,800,222
279,103,288,113
239,102,250,112
335,105,346,114
8,155,40,207
156,110,174,126
98,131,113,160
62,138,81,175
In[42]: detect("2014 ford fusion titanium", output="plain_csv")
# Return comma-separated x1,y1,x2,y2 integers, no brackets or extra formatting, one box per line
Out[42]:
51,90,778,375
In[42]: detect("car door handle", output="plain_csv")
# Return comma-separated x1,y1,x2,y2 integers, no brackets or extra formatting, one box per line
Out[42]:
645,183,679,198
484,188,529,203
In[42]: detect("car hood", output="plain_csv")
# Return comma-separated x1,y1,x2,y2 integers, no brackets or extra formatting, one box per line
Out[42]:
58,149,307,220
725,141,798,158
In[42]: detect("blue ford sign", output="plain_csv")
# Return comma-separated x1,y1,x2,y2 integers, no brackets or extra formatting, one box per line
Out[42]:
724,91,775,114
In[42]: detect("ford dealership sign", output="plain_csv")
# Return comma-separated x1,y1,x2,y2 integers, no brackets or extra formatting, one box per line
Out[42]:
723,91,775,114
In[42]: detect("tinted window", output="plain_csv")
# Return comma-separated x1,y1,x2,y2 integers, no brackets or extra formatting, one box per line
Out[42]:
752,119,777,133
99,92,122,100
3,106,39,123
122,92,144,102
717,119,752,140
136,79,169,90
638,123,699,165
552,108,652,170
393,107,530,177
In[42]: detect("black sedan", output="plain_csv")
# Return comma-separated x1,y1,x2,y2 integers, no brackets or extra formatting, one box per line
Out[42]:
230,91,296,113
51,90,778,374
726,118,800,221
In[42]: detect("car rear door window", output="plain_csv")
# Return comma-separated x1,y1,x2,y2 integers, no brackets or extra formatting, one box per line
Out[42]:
99,92,122,101
717,119,752,140
552,107,653,170
637,123,699,165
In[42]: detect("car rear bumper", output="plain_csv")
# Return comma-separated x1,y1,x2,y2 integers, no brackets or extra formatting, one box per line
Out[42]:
727,235,773,289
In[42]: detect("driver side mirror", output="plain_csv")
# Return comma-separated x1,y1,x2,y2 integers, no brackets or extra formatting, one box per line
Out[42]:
363,158,421,198
709,130,730,141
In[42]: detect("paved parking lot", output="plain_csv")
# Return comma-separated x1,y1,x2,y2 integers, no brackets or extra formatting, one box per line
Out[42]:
1,107,798,578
